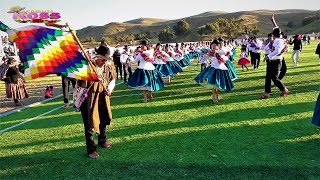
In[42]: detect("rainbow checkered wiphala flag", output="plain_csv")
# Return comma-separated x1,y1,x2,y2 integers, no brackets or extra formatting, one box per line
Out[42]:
0,21,98,81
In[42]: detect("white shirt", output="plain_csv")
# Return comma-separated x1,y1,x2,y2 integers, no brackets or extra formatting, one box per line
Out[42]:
252,40,263,53
133,50,155,70
268,38,285,60
210,50,228,70
173,49,184,61
240,52,247,59
222,46,233,56
263,42,271,55
164,51,175,62
153,50,169,65
120,51,134,64
182,48,189,55
219,48,229,61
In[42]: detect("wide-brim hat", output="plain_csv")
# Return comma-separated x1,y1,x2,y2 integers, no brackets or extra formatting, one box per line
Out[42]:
271,28,281,37
95,45,110,56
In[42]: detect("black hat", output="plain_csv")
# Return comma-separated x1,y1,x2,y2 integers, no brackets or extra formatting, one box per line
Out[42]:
211,39,221,45
95,45,110,56
7,57,17,64
218,37,224,42
46,85,53,90
272,28,281,37
140,40,148,46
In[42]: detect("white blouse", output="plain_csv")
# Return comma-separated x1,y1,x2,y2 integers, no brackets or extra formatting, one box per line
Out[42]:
210,50,228,70
132,50,155,70
153,50,169,65
173,50,184,61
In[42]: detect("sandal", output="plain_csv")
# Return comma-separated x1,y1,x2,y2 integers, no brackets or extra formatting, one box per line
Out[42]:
99,141,111,148
88,151,99,159
64,103,69,109
260,93,270,99
212,98,219,104
280,89,289,97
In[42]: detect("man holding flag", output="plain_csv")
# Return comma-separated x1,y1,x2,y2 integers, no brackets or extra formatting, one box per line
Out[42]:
0,21,116,159
77,45,116,159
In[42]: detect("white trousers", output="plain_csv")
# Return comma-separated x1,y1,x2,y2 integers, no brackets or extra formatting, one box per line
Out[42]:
292,50,300,66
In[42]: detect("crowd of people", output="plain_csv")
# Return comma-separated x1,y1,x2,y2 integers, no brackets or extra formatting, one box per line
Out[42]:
1,24,319,159
0,36,29,106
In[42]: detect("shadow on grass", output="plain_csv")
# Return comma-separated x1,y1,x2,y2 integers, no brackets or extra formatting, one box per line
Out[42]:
109,101,315,139
234,68,319,84
1,117,319,179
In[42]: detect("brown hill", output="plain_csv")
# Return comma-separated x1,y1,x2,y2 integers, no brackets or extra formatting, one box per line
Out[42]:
77,9,319,42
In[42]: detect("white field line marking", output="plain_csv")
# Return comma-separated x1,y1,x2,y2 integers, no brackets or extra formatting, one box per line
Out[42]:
0,105,64,134
0,81,125,133
0,94,64,118
0,82,125,118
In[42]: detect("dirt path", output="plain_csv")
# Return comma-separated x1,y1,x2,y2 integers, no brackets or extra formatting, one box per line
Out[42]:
0,75,65,114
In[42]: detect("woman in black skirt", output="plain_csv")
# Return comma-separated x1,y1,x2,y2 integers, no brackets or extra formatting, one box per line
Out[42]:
4,58,28,106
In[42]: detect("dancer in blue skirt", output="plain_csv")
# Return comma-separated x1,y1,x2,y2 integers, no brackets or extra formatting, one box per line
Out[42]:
181,43,192,65
174,43,190,68
164,44,184,75
220,39,238,81
195,39,234,103
312,94,320,127
153,43,174,83
127,40,164,103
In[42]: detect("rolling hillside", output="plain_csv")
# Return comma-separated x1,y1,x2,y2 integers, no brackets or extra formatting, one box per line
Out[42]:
77,9,320,42
125,18,169,25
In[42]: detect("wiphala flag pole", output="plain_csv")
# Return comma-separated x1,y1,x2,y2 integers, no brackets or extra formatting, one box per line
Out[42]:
45,22,108,91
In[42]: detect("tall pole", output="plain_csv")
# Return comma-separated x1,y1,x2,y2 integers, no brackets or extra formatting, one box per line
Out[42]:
271,14,278,28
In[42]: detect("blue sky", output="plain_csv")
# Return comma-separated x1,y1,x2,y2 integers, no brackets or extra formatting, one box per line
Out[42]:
0,0,318,31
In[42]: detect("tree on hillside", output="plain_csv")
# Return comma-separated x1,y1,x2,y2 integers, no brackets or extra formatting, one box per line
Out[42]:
158,28,174,43
113,35,134,44
101,37,115,45
197,23,219,35
81,37,95,43
301,16,320,26
134,31,152,40
197,18,249,38
287,21,295,28
145,31,151,37
173,20,190,36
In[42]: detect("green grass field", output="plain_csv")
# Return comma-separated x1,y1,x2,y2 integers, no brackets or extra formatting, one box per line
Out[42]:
0,42,319,179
